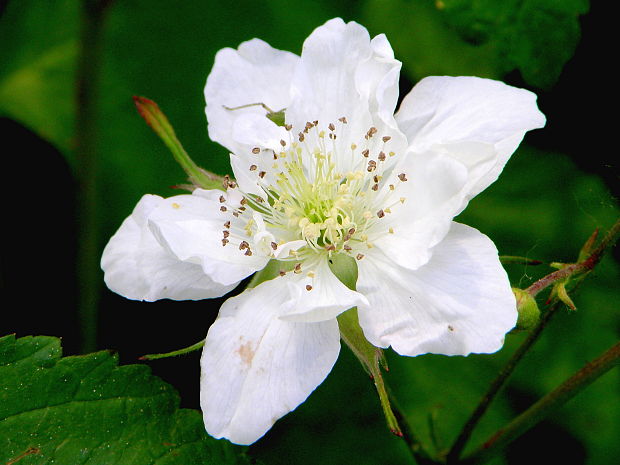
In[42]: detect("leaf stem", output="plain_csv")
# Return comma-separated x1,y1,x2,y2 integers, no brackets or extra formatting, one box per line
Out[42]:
139,340,205,361
463,341,620,465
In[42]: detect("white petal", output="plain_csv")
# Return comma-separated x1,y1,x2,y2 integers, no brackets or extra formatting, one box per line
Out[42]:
200,278,340,444
357,222,517,356
286,18,407,172
372,147,471,270
101,195,238,301
147,189,268,286
278,257,368,323
204,38,298,156
396,76,545,199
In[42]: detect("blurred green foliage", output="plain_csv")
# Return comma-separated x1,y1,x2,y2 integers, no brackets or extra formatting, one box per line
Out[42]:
1,1,617,465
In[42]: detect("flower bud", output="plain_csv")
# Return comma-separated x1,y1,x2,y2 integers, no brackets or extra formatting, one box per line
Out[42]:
512,288,540,330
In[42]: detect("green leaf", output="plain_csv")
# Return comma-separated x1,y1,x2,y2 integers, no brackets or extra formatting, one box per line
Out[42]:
0,334,248,465
362,0,589,88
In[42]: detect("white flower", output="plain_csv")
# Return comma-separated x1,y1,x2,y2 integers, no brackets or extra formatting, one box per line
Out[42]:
101,18,545,445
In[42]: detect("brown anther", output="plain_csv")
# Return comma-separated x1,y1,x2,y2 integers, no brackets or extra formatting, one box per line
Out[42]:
239,206,246,211
328,123,335,131
313,120,318,126
377,209,385,218
279,270,287,276
280,139,286,147
229,181,237,189
219,195,226,203
373,175,380,183
348,228,356,235
223,230,230,238
233,212,239,217
382,136,391,143
306,285,313,291
240,197,248,205
249,164,257,171
258,171,266,178
367,160,377,172
252,147,260,154
398,173,408,182
222,238,229,246
294,263,302,273
344,244,352,251
239,241,249,250
362,149,370,158
325,244,336,252
305,122,313,130
328,133,334,139
356,253,365,260
220,206,227,212
378,151,386,161
224,221,231,229
255,196,264,203
298,132,305,142
284,124,292,131
372,183,379,191
338,116,348,124
270,242,278,250
244,248,253,256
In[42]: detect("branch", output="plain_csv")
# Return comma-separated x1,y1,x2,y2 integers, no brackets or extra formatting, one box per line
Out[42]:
463,341,620,464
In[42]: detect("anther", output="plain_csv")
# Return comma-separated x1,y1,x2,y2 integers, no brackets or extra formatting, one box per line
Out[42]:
239,241,249,250
244,249,253,256
372,184,379,191
306,285,313,291
280,139,286,147
382,136,391,143
298,132,305,142
270,242,278,250
367,160,377,172
378,151,386,161
284,124,292,131
258,171,266,178
222,238,229,246
377,209,385,218
294,263,302,274
223,231,230,238
398,173,408,182
279,270,286,277
356,253,365,260
220,206,227,212
338,116,348,124
362,149,370,158
252,147,260,154
224,221,231,228
219,195,226,203
328,123,335,131
344,244,352,251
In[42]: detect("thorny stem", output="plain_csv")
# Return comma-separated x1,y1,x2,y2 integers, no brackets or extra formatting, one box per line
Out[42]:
463,341,620,465
445,303,559,463
526,218,620,297
446,219,619,463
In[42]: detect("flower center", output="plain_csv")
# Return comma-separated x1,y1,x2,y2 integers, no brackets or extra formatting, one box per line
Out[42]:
219,119,408,262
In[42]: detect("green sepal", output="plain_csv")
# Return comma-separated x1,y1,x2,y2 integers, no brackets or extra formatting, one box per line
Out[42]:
133,96,224,191
266,110,286,127
329,254,402,437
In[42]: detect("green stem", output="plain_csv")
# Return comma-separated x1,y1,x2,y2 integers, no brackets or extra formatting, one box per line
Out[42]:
463,341,620,465
75,0,111,353
139,340,205,361
445,303,559,463
499,256,542,266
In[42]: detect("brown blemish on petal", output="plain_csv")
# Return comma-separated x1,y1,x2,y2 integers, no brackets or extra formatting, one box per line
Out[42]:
237,341,255,367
